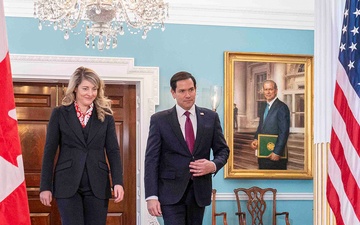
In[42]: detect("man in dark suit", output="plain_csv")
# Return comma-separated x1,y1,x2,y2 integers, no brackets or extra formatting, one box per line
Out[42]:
251,80,290,170
144,71,229,225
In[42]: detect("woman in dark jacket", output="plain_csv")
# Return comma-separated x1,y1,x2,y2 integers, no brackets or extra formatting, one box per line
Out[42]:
39,67,124,225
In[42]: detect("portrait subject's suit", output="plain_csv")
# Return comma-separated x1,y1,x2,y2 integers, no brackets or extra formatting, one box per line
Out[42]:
40,104,123,200
144,105,229,208
254,98,290,169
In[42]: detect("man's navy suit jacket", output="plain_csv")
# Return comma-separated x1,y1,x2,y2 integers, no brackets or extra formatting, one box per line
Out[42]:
254,98,290,156
40,104,123,199
144,105,229,207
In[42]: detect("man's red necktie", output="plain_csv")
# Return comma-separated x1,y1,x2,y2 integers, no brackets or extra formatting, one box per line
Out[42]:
184,111,195,153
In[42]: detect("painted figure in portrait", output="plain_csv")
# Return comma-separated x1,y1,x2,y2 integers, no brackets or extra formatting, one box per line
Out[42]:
233,61,305,170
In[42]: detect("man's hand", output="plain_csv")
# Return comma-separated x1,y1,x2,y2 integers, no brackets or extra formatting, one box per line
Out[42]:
268,152,280,161
250,139,258,150
113,185,124,203
189,159,215,177
39,190,52,206
147,199,162,217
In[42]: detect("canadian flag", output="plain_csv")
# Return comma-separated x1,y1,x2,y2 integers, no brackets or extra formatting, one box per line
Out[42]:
0,1,31,224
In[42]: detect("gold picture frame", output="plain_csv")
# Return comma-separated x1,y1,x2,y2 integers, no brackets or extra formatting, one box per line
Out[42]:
223,52,313,179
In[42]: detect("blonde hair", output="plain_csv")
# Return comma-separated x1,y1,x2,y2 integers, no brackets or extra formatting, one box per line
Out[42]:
62,66,113,122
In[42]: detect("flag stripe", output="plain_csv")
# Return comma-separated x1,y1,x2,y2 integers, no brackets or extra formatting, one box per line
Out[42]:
328,141,360,225
334,82,360,140
333,65,360,184
327,0,360,224
336,61,360,126
333,81,360,159
330,124,360,219
331,79,360,186
327,175,345,225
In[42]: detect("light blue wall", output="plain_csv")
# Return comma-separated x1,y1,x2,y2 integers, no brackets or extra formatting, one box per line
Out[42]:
6,17,314,225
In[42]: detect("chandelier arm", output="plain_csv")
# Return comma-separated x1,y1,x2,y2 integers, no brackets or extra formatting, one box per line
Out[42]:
116,1,141,29
118,1,164,29
49,7,84,30
53,0,81,11
40,12,82,26
66,9,85,30
121,0,145,11
36,0,83,23
35,0,168,50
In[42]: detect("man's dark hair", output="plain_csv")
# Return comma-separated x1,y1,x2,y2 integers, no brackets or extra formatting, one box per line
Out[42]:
170,71,197,91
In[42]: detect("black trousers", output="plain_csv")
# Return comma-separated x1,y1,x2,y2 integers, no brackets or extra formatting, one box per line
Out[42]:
56,168,109,225
161,180,205,225
258,158,287,170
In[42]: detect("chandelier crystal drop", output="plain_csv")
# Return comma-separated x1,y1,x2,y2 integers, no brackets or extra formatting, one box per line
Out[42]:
34,0,169,50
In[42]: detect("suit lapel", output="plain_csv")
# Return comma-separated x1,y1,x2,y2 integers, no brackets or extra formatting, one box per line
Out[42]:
193,106,205,154
167,106,189,151
87,109,101,145
266,99,280,118
63,104,87,146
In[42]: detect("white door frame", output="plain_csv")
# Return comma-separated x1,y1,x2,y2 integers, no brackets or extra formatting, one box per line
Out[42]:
10,54,160,225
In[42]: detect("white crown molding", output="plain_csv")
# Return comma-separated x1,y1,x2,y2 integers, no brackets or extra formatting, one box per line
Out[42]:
4,0,314,30
167,3,314,30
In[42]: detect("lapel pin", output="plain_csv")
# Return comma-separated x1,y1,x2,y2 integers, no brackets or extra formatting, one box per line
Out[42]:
200,112,204,116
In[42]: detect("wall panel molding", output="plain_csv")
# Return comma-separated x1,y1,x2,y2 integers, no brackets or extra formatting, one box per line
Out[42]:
215,192,313,201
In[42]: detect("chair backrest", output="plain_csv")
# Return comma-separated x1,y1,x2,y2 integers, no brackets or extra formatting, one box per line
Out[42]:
234,186,277,225
212,189,228,225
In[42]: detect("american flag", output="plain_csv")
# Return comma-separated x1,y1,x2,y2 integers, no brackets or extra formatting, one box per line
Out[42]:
327,0,360,225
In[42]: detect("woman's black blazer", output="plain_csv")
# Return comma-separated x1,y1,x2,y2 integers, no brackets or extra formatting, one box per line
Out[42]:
40,104,123,199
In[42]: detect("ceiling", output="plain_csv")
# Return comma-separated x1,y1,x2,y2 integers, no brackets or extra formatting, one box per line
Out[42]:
3,0,314,30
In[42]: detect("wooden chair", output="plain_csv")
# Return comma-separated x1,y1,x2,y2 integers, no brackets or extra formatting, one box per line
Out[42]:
233,186,290,225
212,189,228,225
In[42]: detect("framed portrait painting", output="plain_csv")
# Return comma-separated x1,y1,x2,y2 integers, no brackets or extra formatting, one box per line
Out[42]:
223,52,313,179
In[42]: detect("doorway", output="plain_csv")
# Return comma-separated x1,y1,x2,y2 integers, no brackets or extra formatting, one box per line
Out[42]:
14,82,136,225
10,54,160,224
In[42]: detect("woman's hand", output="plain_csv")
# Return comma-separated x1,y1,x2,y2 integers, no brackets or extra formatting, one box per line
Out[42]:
113,185,124,203
39,190,52,206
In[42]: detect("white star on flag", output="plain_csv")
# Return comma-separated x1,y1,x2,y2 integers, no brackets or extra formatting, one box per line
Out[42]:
348,60,355,69
343,25,348,34
351,26,359,35
340,43,346,51
353,8,360,17
349,42,357,51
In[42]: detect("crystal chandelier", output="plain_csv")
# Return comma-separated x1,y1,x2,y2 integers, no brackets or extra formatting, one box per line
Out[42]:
34,0,169,50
